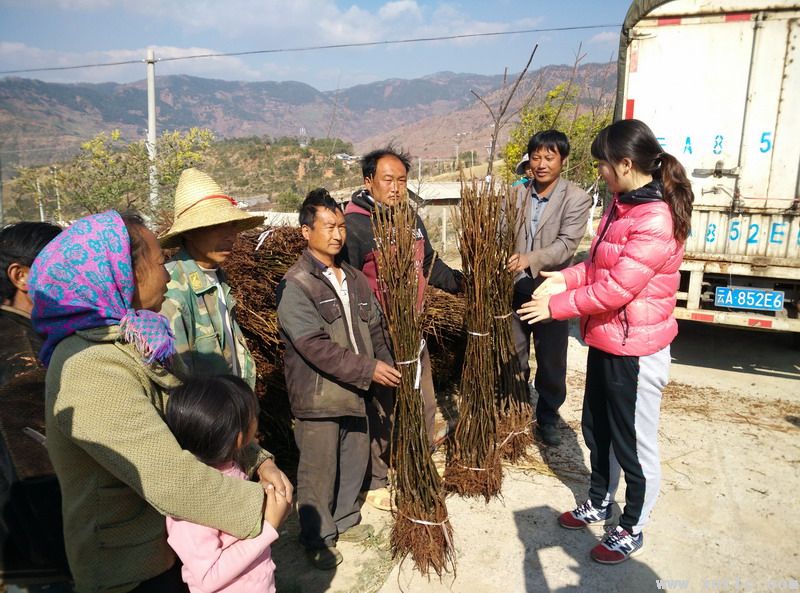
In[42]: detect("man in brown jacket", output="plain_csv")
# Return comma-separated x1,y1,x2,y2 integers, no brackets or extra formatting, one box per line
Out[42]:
277,189,400,570
507,130,592,446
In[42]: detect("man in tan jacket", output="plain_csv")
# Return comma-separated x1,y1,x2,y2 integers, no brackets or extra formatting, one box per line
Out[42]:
507,130,592,446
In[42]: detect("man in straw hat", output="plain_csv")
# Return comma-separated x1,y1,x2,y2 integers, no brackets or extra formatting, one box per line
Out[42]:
159,168,264,387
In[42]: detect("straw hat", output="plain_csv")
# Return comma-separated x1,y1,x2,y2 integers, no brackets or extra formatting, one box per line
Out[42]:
159,168,264,248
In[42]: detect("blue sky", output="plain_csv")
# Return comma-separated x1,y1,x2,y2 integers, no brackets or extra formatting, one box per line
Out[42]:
0,0,632,90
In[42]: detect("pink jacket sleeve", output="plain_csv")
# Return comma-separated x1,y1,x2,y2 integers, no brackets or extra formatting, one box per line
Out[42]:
167,517,278,593
561,260,589,291
550,215,674,321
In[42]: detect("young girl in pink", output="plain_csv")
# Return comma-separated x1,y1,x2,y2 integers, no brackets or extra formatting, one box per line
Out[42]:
166,375,289,593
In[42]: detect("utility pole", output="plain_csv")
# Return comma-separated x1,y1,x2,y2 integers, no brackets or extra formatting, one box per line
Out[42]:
51,166,62,223
441,208,447,254
35,178,44,222
146,49,158,212
455,131,467,170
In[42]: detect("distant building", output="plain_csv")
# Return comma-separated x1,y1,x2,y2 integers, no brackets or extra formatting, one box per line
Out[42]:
407,181,462,253
240,195,272,211
248,211,300,227
406,181,462,207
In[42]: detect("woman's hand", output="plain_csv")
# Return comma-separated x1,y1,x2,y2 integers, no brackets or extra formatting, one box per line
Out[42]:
533,270,567,297
517,294,553,324
263,483,292,530
257,458,293,504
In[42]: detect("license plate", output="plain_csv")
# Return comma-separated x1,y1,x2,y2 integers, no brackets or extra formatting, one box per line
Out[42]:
714,286,785,312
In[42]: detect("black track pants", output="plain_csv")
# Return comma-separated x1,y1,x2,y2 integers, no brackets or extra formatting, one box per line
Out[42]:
582,345,670,534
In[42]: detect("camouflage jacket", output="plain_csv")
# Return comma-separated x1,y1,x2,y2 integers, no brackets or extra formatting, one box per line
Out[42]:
160,249,256,388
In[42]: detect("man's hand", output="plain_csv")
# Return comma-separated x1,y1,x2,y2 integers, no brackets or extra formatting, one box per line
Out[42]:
373,360,402,387
257,458,293,504
533,270,567,297
506,253,527,274
517,294,553,325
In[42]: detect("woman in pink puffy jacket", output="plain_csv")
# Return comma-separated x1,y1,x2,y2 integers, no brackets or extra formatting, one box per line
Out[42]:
518,119,693,565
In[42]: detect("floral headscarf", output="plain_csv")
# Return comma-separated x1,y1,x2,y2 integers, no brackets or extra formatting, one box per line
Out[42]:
29,210,175,366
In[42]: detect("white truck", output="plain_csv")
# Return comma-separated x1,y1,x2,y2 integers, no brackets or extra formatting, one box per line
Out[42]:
615,0,800,332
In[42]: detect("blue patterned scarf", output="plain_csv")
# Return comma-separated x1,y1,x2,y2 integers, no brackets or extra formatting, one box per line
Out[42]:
29,210,175,366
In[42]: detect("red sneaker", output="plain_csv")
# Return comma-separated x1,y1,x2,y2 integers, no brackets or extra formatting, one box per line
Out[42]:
558,499,612,530
590,526,644,564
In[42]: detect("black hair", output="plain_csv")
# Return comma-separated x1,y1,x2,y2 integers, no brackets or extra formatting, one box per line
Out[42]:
298,187,341,227
360,146,412,179
526,130,570,159
166,375,259,466
591,119,694,242
119,211,149,271
0,221,62,301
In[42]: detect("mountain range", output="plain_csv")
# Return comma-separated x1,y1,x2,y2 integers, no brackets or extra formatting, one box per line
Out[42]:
0,62,615,169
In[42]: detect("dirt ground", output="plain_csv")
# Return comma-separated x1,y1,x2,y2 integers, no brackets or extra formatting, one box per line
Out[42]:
272,320,800,593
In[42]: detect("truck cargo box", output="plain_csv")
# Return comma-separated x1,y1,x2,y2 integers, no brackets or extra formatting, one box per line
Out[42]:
616,0,800,331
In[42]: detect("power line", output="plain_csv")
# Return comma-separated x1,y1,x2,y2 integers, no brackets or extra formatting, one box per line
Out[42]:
1,58,144,75
0,24,619,76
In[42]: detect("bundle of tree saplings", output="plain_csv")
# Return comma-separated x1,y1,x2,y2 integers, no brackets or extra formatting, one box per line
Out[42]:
372,201,455,576
425,287,467,393
493,185,533,462
444,178,503,500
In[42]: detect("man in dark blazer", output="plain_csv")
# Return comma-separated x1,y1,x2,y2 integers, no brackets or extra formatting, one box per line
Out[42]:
507,130,592,446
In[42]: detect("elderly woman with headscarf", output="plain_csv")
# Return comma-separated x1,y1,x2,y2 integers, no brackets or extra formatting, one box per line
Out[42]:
29,210,291,593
